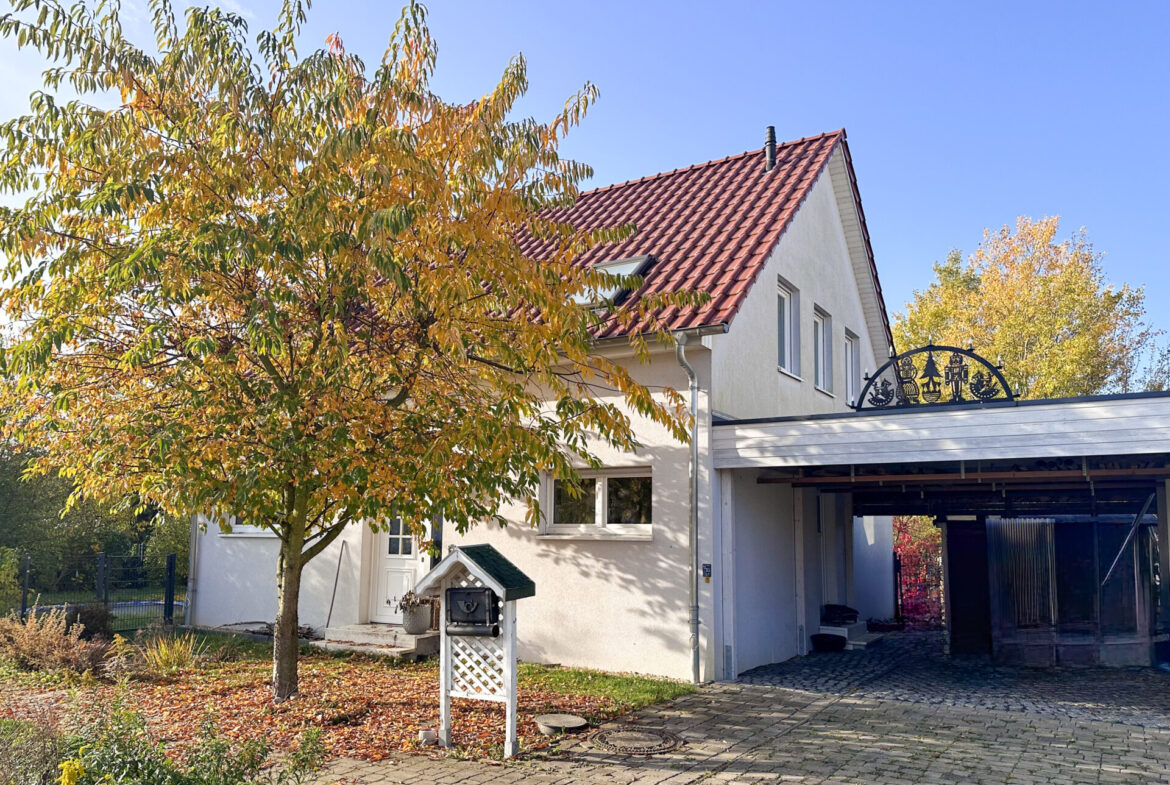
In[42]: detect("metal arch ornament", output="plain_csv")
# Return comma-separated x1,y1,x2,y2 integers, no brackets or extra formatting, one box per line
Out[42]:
852,344,1015,410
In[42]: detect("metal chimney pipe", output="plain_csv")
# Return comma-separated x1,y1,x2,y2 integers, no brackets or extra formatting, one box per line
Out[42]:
764,126,776,172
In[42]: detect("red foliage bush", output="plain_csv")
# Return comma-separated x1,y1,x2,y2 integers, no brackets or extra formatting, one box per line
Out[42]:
894,516,943,628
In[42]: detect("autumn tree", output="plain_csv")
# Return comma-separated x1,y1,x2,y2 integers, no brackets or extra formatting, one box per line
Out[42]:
0,0,693,699
893,216,1151,399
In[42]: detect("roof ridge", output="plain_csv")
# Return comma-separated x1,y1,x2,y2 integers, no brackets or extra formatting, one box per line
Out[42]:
582,129,844,198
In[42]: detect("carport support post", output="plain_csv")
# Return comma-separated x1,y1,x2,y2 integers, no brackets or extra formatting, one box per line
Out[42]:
794,488,807,655
939,519,951,655
438,577,451,747
504,599,518,758
1158,481,1170,633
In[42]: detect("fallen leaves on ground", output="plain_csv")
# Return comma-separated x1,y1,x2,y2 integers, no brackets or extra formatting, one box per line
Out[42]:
1,655,629,761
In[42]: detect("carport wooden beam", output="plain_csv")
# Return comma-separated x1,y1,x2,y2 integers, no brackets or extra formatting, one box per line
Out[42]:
761,466,1170,487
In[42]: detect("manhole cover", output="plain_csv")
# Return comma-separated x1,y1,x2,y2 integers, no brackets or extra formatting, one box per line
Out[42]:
590,727,682,755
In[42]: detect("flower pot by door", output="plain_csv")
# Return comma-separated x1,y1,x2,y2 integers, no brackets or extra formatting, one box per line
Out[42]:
402,605,430,635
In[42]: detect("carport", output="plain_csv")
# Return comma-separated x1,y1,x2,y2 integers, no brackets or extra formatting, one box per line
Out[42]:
712,385,1170,674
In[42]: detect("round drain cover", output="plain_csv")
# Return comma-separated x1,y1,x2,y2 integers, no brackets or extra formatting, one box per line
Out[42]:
590,727,682,755
535,713,588,735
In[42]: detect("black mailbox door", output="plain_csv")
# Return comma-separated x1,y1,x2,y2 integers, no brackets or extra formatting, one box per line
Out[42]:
446,587,499,626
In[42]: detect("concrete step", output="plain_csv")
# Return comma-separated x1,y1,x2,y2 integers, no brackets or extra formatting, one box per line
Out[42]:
321,624,439,659
845,633,885,650
311,640,418,659
819,620,868,640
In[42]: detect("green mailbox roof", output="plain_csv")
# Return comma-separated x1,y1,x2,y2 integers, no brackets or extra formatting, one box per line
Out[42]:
457,544,535,601
414,543,535,602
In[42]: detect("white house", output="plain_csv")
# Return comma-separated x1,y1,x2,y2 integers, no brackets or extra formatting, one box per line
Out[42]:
187,128,898,682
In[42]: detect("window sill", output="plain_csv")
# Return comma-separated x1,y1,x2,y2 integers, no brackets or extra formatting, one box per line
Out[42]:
815,386,835,398
538,528,653,542
777,367,803,382
218,530,278,539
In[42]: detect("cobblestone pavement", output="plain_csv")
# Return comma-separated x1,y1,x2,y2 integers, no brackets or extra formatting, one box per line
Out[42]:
741,632,1170,728
315,632,1170,785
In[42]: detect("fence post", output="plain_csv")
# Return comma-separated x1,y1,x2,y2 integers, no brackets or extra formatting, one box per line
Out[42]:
164,554,176,626
893,552,903,624
19,553,30,621
95,552,105,602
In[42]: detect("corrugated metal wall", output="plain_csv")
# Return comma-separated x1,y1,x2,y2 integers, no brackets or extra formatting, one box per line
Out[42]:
987,517,1056,629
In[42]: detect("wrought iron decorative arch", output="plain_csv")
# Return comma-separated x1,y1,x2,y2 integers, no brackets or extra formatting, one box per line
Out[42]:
852,343,1015,410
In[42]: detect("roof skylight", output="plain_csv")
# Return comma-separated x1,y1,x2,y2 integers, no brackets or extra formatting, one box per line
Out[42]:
571,254,654,306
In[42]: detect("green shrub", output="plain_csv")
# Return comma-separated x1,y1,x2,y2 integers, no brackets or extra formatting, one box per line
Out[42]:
59,697,324,785
143,513,191,582
64,602,115,640
138,631,205,677
0,712,61,785
0,547,20,614
0,607,108,674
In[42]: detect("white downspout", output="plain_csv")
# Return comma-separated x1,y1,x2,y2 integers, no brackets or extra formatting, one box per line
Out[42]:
674,324,728,684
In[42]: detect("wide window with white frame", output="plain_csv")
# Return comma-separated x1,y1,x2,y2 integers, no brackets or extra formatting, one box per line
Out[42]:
221,514,275,537
844,330,861,405
543,468,653,537
776,277,800,376
812,307,833,393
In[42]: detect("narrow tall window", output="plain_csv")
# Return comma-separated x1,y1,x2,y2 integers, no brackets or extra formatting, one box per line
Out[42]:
813,308,832,392
777,278,799,375
844,331,860,404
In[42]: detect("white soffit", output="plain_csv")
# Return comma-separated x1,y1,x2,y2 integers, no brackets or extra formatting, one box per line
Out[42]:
712,394,1170,469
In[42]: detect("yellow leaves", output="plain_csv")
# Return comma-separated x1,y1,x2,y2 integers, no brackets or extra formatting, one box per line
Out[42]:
0,0,690,562
894,216,1150,399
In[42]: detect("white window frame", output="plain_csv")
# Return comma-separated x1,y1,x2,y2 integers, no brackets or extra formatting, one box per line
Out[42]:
219,514,276,538
844,329,861,405
572,254,654,307
813,307,833,394
540,468,654,540
777,277,801,377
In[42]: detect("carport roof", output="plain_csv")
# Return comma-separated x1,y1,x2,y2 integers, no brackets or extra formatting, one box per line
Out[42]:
713,390,1170,470
714,390,1170,516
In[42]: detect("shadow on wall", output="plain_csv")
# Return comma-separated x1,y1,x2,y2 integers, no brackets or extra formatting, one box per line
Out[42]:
487,441,693,665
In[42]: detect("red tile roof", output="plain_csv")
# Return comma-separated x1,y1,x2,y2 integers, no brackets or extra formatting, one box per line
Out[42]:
521,129,890,344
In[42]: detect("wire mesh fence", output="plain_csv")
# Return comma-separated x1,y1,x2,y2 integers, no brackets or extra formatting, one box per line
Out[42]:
9,550,184,634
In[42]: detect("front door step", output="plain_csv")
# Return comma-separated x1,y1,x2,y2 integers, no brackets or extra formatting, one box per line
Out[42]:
817,620,885,651
316,624,439,660
818,620,868,639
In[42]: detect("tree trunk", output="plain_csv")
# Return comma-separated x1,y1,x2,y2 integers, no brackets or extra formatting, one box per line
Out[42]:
273,539,304,701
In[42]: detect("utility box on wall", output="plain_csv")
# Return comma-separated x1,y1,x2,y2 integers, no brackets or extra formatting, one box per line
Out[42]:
414,544,535,758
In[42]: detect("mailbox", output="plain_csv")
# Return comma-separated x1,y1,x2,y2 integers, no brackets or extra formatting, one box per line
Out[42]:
445,587,500,637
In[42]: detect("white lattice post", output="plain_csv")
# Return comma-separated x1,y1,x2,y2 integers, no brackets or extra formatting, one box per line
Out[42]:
438,576,451,747
503,599,518,758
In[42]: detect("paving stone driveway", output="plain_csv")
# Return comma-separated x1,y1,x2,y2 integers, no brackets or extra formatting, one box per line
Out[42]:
315,632,1170,784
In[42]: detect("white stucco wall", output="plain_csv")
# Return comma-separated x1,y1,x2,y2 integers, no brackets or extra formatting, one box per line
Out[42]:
725,470,797,674
445,349,712,682
185,147,897,682
852,515,895,621
710,151,884,420
188,518,367,633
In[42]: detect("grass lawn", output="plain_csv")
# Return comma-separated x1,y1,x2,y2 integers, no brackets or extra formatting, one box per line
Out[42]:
0,631,696,761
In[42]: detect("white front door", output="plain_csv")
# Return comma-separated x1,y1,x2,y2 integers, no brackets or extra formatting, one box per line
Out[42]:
369,519,425,624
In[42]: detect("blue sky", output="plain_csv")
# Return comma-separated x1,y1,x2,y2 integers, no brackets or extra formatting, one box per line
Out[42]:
2,0,1167,323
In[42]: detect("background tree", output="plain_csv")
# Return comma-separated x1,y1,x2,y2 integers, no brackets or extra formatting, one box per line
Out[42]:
0,446,147,599
893,216,1151,399
891,216,1155,626
0,0,694,699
